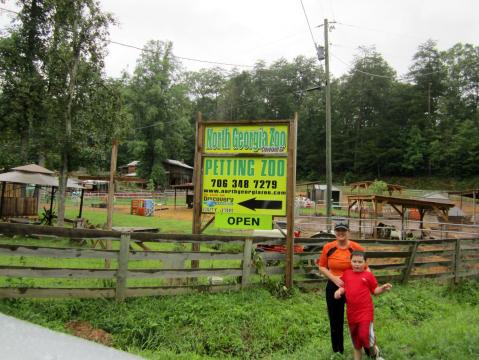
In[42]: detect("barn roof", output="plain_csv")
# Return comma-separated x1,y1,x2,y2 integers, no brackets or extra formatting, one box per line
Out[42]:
163,159,193,170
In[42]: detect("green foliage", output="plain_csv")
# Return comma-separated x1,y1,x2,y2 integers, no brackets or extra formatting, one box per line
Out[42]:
445,279,479,306
121,40,192,186
1,4,479,186
0,281,478,359
368,180,388,195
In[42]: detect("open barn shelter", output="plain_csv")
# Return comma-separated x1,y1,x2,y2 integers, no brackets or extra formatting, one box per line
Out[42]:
348,194,455,239
300,181,341,204
171,182,194,209
0,164,83,223
448,189,478,224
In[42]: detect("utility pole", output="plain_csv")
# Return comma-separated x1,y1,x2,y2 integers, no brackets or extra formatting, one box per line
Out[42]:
324,18,333,230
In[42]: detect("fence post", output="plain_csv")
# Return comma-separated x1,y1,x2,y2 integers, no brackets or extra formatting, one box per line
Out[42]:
402,241,419,283
241,238,253,288
115,232,130,301
454,238,462,284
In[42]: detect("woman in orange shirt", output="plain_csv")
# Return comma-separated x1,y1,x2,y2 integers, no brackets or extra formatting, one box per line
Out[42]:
316,221,365,354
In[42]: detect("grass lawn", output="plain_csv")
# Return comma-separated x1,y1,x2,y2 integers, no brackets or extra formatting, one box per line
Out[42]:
2,203,478,359
64,207,193,234
0,280,478,359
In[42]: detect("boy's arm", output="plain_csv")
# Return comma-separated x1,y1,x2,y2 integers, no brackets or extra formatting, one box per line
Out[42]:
374,283,392,295
334,287,345,299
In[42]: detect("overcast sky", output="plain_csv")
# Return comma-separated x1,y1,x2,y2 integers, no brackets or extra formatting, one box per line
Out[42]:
1,0,478,79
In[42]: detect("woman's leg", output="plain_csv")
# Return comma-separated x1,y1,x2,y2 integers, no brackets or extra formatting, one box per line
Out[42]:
326,280,346,353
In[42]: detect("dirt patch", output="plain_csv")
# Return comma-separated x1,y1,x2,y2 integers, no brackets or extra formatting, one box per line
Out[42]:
65,320,112,346
83,203,194,221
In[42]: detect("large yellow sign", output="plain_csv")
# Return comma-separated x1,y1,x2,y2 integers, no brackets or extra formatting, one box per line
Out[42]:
204,124,288,154
202,156,287,215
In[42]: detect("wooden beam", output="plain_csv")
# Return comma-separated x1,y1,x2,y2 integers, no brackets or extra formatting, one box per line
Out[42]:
200,215,215,233
0,244,117,260
115,233,130,301
389,203,403,216
106,139,118,231
0,181,5,219
0,266,117,278
402,242,419,283
78,188,85,219
285,115,297,289
241,239,253,288
0,287,116,299
191,113,204,271
454,238,462,284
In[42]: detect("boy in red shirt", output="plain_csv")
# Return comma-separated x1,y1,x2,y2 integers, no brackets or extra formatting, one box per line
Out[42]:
334,251,392,360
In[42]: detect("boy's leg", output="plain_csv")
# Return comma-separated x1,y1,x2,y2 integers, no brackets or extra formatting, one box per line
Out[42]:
353,347,363,360
326,281,346,353
349,322,363,360
363,322,381,359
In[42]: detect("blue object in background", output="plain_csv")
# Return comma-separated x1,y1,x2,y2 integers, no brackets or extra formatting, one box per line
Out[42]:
143,199,155,216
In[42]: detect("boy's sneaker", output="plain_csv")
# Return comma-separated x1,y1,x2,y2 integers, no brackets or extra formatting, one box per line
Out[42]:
374,345,384,360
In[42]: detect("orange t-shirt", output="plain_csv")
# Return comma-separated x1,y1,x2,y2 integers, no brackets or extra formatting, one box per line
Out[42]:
316,240,365,276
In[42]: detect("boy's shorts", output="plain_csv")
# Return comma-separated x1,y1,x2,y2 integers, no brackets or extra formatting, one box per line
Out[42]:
349,320,375,350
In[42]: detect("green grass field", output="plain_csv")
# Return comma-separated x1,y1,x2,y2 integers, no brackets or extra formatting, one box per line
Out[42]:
1,206,478,359
0,280,478,359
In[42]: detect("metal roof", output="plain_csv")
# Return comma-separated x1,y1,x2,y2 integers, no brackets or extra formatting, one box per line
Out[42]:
448,189,479,199
348,194,454,210
314,184,341,191
0,171,83,189
164,159,193,170
11,164,54,174
126,160,140,167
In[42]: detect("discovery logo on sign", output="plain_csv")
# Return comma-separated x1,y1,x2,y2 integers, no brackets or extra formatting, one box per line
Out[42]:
206,200,216,207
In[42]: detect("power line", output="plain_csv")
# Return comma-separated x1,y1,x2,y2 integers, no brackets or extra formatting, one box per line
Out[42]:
299,0,318,50
0,7,254,69
332,53,394,79
333,52,445,80
109,40,253,68
0,7,19,15
328,0,336,21
335,21,424,41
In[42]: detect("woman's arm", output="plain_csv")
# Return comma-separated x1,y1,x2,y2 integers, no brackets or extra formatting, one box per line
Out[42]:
319,266,344,287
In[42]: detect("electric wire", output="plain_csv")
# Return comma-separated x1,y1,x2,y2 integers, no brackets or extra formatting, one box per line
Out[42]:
299,0,319,49
0,7,18,14
109,40,253,68
328,0,336,21
335,21,424,40
332,53,395,79
333,52,445,80
0,7,254,69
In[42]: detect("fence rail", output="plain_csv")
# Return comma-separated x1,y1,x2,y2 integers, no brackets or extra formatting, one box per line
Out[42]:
0,222,478,300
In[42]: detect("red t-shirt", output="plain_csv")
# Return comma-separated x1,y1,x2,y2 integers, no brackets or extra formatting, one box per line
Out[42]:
341,269,378,324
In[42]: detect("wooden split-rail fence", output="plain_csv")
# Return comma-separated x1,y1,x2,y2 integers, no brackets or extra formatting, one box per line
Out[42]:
0,222,478,300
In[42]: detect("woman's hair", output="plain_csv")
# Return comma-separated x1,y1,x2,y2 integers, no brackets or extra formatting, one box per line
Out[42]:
350,250,367,260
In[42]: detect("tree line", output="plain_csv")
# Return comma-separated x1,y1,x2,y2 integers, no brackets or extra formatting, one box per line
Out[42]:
1,1,478,200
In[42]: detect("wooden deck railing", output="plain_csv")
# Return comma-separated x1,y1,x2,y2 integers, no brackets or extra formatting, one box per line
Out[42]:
0,223,477,299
